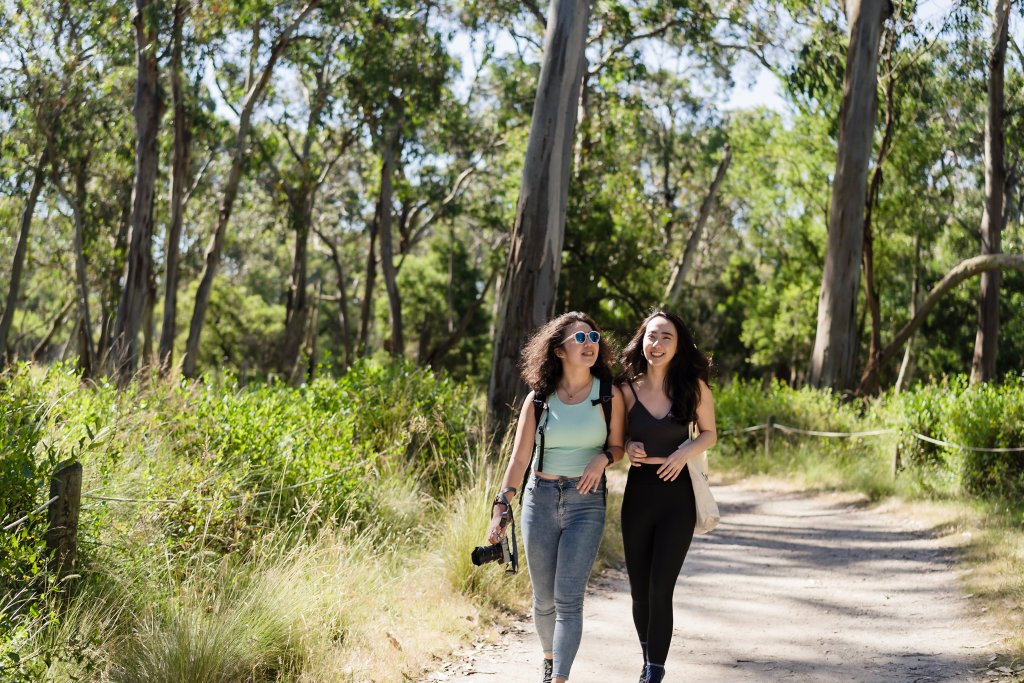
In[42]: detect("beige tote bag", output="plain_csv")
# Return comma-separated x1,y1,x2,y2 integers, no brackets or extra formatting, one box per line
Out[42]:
687,422,720,534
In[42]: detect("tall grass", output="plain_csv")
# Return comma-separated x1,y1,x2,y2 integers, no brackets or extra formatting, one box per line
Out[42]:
5,363,1022,680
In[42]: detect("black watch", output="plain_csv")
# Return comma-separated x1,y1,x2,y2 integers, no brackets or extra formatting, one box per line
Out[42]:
603,450,614,466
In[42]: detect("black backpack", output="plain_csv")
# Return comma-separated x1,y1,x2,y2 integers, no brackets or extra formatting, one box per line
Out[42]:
519,376,614,503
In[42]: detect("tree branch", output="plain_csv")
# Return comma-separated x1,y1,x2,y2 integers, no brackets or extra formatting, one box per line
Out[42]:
424,266,498,366
663,145,732,304
590,18,685,76
522,0,547,30
857,254,1024,393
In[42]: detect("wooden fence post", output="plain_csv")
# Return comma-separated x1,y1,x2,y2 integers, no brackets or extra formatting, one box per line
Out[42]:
765,416,776,458
46,460,82,579
892,442,902,479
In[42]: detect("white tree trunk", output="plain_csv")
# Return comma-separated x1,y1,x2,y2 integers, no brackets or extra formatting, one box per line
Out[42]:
487,0,591,431
808,0,892,390
159,0,190,373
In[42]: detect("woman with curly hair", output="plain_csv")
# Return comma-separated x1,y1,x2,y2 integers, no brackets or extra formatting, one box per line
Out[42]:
488,311,626,683
618,309,717,683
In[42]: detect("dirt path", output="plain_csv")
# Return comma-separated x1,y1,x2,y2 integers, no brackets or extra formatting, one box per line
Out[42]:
421,483,1006,682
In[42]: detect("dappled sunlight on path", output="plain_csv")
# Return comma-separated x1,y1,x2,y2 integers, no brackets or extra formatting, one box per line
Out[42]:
422,484,1002,682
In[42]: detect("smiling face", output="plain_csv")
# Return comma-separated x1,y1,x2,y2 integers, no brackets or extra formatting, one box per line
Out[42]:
642,315,678,369
554,320,599,369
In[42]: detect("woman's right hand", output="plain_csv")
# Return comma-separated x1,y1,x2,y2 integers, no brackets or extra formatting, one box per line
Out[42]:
625,440,647,467
487,504,508,545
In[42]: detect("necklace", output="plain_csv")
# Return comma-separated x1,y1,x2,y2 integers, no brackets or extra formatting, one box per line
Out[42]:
559,378,591,401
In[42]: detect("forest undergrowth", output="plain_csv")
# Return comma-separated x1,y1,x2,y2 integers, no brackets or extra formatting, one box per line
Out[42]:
1,363,1022,681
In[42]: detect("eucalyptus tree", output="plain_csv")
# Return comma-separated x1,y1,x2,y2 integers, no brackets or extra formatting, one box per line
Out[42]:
807,0,893,391
970,0,1012,383
155,0,197,374
344,1,456,358
109,0,166,384
182,0,322,378
260,30,357,381
0,0,133,368
45,3,136,375
487,0,592,429
0,3,64,365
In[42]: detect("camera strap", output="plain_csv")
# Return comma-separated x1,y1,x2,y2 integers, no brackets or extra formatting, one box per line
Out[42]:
493,492,520,574
507,506,519,574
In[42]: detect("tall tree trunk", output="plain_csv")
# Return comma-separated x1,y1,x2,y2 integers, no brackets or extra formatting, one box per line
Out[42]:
487,0,591,432
971,0,1010,384
315,227,353,368
278,57,329,377
111,0,163,385
358,215,378,357
278,194,312,376
377,127,403,356
56,163,97,376
0,151,48,366
159,0,191,373
663,145,732,304
182,1,318,378
858,30,897,396
807,0,892,391
894,235,921,394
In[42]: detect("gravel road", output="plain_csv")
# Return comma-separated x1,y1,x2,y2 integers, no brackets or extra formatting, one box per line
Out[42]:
421,483,1008,682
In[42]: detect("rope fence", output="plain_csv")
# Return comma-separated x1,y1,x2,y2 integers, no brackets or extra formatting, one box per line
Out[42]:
719,419,1024,451
5,422,1020,579
80,464,362,506
2,496,58,532
1,462,365,579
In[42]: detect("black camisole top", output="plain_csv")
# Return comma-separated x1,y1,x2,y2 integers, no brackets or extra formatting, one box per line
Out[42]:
625,382,691,458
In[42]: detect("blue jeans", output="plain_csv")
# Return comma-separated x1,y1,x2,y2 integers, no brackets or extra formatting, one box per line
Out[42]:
521,474,606,680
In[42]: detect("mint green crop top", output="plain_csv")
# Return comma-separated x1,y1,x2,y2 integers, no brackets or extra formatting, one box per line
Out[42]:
533,379,608,476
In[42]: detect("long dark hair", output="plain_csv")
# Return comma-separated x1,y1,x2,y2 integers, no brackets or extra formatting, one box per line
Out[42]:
520,311,614,399
617,309,710,424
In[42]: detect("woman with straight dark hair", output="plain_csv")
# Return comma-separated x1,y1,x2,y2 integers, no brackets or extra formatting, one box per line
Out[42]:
617,309,717,683
487,311,626,683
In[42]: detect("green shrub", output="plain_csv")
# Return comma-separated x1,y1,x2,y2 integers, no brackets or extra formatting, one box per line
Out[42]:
891,375,1024,499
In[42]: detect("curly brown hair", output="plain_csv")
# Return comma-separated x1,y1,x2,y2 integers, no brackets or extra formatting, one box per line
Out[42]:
519,311,614,399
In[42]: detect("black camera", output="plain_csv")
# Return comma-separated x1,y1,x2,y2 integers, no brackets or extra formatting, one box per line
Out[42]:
471,535,511,566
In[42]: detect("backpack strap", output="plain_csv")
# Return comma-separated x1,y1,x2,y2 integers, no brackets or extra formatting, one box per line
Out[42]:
519,393,548,507
590,377,613,505
590,376,613,438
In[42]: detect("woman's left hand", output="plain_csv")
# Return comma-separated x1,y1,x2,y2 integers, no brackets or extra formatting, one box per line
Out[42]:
656,449,689,482
577,455,608,494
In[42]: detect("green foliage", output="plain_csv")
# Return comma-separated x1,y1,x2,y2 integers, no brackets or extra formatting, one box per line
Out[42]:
0,360,482,678
393,239,492,379
714,376,1024,503
889,375,1024,499
0,365,101,682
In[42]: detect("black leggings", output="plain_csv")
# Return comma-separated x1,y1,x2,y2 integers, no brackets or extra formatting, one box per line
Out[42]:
620,463,696,666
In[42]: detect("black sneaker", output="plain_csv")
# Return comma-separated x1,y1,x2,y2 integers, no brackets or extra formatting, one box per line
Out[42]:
542,658,553,683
